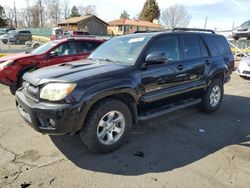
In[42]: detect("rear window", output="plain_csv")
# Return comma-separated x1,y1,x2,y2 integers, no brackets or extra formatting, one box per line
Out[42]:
19,31,31,34
203,35,231,56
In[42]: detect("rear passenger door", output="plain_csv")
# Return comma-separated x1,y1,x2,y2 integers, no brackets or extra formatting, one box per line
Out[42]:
181,35,210,88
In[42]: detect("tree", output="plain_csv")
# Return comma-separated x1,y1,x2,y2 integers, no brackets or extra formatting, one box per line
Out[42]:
69,5,81,18
0,5,8,27
44,0,61,26
78,5,96,16
161,4,191,29
120,10,130,19
139,0,160,22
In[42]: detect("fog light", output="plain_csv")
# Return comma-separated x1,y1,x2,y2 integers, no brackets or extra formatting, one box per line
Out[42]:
49,119,56,127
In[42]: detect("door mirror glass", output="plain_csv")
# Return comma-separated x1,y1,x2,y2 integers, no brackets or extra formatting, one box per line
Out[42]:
145,52,166,65
49,51,58,57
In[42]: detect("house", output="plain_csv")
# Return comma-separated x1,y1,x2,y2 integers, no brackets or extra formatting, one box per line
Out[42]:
58,15,108,35
108,18,161,35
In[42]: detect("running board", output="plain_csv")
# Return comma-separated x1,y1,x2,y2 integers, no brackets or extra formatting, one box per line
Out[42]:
138,98,202,121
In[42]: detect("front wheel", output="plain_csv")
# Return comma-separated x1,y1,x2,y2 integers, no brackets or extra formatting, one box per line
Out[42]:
80,99,132,153
200,79,223,112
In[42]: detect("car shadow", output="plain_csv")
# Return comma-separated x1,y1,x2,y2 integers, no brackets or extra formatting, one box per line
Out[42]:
50,94,250,176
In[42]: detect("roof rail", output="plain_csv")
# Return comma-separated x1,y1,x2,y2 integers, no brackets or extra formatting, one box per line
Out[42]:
172,27,215,34
134,30,160,34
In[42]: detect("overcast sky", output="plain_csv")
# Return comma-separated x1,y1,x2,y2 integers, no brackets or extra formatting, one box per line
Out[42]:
1,0,250,30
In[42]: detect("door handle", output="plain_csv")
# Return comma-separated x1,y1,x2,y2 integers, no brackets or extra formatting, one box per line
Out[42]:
177,64,184,71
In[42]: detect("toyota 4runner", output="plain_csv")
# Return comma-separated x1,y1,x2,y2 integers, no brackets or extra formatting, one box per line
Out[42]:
15,28,235,153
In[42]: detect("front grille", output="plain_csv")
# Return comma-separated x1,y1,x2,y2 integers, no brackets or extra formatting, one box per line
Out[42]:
243,71,250,75
22,81,39,101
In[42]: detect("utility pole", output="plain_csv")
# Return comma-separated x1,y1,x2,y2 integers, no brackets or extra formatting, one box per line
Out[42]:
13,1,17,28
204,17,208,29
39,0,43,27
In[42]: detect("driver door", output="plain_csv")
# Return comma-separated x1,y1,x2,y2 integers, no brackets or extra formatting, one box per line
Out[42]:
141,35,187,103
46,41,79,66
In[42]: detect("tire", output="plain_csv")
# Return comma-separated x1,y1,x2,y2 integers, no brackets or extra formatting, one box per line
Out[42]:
16,39,20,44
233,36,239,41
200,79,224,112
80,99,132,153
9,86,17,95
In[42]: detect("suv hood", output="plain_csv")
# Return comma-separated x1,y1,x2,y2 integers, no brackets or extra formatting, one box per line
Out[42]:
0,53,33,62
23,60,128,86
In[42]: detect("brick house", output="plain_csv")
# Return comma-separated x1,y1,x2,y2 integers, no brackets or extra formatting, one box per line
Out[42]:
108,18,161,35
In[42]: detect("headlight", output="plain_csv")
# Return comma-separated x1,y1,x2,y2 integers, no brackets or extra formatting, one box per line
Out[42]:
0,60,14,69
40,83,77,101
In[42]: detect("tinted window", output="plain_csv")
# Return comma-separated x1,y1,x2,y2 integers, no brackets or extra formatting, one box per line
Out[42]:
19,31,31,34
200,39,209,57
53,42,77,56
204,35,231,56
76,41,102,54
148,36,180,61
183,36,202,60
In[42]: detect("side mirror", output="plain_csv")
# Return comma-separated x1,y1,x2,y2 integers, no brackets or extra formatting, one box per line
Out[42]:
49,51,58,58
145,52,166,65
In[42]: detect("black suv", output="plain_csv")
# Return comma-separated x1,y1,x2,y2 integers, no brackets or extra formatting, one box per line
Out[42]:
15,28,234,153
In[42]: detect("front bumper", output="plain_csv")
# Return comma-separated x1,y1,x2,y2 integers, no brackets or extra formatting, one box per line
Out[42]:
15,90,85,135
237,63,250,77
233,32,250,38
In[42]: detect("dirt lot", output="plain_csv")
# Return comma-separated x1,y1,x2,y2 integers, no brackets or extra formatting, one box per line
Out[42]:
0,72,249,188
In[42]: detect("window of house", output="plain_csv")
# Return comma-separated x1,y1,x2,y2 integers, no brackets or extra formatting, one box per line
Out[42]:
124,25,129,32
118,26,123,31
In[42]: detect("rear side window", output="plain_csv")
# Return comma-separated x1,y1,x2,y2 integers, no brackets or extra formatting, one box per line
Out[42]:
182,36,203,59
76,41,102,54
147,36,180,61
203,35,231,56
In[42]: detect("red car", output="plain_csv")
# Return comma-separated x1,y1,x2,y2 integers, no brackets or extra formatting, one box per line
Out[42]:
0,37,105,94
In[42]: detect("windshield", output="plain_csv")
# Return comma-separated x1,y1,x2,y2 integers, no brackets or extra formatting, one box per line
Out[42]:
31,41,59,55
88,35,151,65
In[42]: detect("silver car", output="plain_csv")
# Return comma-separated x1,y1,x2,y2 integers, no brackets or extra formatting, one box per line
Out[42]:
237,56,250,78
232,20,250,40
1,30,32,44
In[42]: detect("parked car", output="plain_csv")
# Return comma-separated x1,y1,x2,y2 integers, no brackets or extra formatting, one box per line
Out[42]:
237,56,250,78
1,30,32,44
15,28,234,153
232,20,250,40
0,37,105,94
0,28,15,36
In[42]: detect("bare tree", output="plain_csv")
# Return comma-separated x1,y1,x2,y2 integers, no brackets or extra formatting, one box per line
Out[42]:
44,0,61,26
161,4,191,29
62,0,70,19
5,6,15,27
78,5,96,16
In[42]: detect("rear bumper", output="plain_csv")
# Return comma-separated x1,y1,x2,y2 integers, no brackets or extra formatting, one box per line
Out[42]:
237,63,250,77
15,90,85,135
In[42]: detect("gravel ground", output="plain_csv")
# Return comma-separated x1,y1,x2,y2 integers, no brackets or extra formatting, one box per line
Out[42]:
0,72,249,188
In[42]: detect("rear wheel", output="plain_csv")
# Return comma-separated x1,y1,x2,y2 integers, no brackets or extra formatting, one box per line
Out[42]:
233,36,239,41
80,99,132,153
200,79,223,112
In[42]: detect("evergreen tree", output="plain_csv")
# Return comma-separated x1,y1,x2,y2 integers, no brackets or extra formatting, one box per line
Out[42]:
69,6,81,18
0,5,8,27
139,0,160,22
120,10,130,19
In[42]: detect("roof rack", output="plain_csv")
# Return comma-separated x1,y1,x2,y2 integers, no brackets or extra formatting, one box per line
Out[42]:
172,27,215,34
